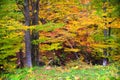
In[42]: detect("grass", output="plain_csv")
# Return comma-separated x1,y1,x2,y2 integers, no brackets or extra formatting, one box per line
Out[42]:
0,62,120,80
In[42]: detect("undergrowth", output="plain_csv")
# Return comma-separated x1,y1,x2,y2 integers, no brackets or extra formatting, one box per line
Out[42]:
0,62,120,80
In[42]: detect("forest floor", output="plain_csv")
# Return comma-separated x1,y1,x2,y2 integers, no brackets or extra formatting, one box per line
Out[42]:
1,61,120,80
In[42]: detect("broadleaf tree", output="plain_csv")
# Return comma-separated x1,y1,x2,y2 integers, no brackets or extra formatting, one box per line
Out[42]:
16,0,40,67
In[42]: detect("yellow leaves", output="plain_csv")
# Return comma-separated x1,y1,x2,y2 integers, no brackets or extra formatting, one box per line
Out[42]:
28,68,33,73
77,30,86,36
66,25,79,32
71,66,79,69
3,32,24,39
99,23,105,29
64,48,80,52
40,43,62,51
91,44,106,48
80,42,87,46
79,14,101,27
87,37,94,42
112,54,120,61
7,26,16,30
58,29,76,38
47,13,56,20
34,10,37,13
39,35,50,43
1,19,29,31
111,19,120,28
91,43,117,48
70,21,79,25
47,37,64,43
70,6,80,13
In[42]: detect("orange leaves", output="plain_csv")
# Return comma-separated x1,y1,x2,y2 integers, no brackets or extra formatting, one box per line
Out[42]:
38,0,120,61
77,29,87,36
41,31,58,38
70,6,80,13
111,19,120,28
65,25,79,33
80,0,91,4
39,1,81,22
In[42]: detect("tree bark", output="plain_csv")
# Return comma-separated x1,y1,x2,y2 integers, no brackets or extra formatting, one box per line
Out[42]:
31,0,40,66
31,31,39,66
16,0,40,67
31,0,39,25
24,0,32,67
102,0,108,66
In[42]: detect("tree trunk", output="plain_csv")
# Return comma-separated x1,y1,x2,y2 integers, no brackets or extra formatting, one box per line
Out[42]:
108,27,111,37
24,0,32,67
25,30,32,67
102,0,108,66
16,0,40,67
31,0,40,66
31,0,39,25
31,31,39,66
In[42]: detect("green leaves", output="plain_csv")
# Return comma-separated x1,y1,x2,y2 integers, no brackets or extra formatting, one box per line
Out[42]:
36,22,64,32
16,0,24,5
40,43,62,51
32,37,49,45
0,0,25,71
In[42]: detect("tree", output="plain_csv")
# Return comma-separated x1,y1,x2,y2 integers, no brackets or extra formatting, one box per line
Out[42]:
16,0,40,67
90,0,120,65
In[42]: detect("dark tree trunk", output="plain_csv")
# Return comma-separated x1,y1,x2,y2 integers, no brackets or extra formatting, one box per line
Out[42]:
24,0,32,67
16,0,40,67
108,27,111,37
31,31,39,66
31,0,40,66
102,0,109,66
31,0,39,25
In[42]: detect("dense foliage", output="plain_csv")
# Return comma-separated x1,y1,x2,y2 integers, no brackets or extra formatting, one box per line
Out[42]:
0,0,24,71
0,0,120,78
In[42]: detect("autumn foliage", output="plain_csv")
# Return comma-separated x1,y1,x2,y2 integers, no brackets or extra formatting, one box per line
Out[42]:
0,0,120,72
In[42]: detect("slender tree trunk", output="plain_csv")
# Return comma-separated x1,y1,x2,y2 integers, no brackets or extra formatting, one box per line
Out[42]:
102,0,108,66
25,30,32,67
24,0,32,67
31,0,39,25
108,27,111,37
31,31,39,66
31,0,40,66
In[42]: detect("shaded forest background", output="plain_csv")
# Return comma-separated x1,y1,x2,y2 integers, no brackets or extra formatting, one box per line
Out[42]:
0,0,120,72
